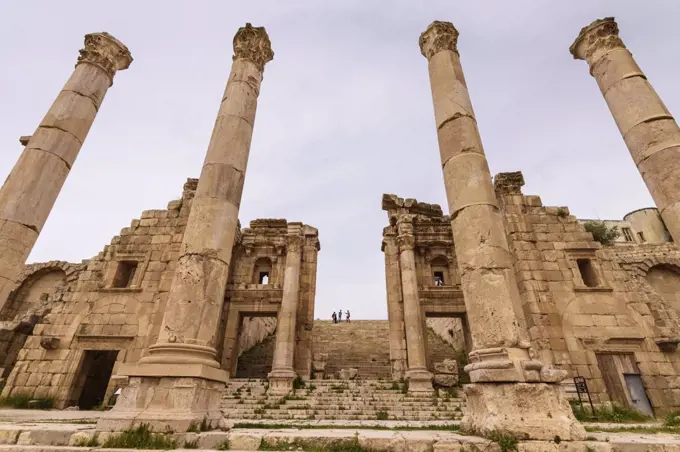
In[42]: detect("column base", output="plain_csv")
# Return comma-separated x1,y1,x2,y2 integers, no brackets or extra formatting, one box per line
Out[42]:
267,368,297,395
462,383,586,441
405,368,433,394
96,375,225,433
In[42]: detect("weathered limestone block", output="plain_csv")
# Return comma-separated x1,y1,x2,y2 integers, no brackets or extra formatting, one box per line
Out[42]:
433,374,458,387
39,337,59,350
338,368,358,380
434,359,458,375
463,383,586,441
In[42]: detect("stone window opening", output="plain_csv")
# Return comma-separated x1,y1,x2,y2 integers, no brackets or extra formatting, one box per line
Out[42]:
252,257,273,285
638,231,646,243
111,261,138,288
577,258,598,288
622,227,634,242
430,256,450,287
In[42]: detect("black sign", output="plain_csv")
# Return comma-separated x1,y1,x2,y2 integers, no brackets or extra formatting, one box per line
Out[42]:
573,376,595,416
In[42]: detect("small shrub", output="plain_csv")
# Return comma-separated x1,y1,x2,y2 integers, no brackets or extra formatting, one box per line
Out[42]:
376,410,388,420
390,381,399,390
583,220,620,246
596,403,650,423
401,380,409,394
0,393,54,409
102,424,177,449
184,438,199,449
556,207,568,217
293,376,306,390
217,439,230,450
665,410,680,427
570,400,590,422
73,433,99,447
486,430,518,452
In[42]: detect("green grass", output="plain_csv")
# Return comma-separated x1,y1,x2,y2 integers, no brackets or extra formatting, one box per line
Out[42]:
259,436,376,451
0,393,54,409
485,430,518,452
570,400,651,423
183,438,199,449
375,410,388,421
585,425,680,434
102,424,177,449
664,410,680,427
216,439,230,450
73,433,99,447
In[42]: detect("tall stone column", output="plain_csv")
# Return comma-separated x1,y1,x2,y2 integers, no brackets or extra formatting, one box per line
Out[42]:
100,24,273,432
268,224,303,394
0,33,131,312
382,230,407,379
571,18,680,242
396,216,433,392
419,21,584,439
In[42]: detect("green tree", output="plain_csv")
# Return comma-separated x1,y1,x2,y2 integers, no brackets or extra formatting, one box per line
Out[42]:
583,220,620,246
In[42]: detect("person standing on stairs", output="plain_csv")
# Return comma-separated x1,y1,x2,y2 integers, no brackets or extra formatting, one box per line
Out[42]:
338,310,343,322
346,310,350,323
332,311,337,323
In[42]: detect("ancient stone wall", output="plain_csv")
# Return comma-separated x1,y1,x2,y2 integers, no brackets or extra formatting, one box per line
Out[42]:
2,178,318,408
495,172,680,413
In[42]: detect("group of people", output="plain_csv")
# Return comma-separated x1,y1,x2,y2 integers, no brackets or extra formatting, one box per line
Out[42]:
331,309,350,323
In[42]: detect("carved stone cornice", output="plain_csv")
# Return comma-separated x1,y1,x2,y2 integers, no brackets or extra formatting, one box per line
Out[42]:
77,32,133,86
233,23,274,73
570,17,625,63
419,21,459,60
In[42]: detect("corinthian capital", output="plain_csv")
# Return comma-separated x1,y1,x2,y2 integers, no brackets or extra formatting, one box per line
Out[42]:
286,234,303,254
233,23,274,72
397,234,416,252
570,17,625,65
419,21,459,60
77,32,133,85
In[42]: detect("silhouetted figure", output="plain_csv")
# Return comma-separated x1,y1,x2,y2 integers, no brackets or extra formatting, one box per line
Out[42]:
332,311,337,324
338,310,343,322
346,310,350,323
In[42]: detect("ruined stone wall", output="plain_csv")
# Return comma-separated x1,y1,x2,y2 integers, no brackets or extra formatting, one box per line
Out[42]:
1,178,316,407
426,318,465,353
495,172,680,413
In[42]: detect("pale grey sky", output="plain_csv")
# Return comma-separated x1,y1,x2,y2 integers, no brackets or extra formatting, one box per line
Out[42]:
1,1,677,319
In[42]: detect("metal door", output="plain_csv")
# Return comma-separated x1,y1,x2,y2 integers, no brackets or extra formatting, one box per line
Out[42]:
623,373,654,417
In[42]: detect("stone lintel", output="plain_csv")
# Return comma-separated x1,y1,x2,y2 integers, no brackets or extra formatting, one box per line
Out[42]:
115,362,228,383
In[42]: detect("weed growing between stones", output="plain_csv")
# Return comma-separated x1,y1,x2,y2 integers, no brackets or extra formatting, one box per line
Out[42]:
485,430,518,452
183,438,199,448
102,424,177,449
232,422,460,431
0,393,54,409
259,436,377,452
217,439,231,450
665,410,680,427
186,416,213,432
293,376,306,390
73,433,99,447
375,409,388,420
570,400,650,423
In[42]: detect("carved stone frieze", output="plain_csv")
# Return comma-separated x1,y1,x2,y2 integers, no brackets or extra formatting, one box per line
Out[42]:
233,23,274,73
419,21,459,60
77,32,133,85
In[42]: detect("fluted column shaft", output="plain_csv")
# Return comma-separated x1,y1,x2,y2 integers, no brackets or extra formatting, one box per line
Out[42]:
419,22,527,376
139,24,273,375
571,17,680,241
270,229,303,376
396,217,432,391
0,33,131,312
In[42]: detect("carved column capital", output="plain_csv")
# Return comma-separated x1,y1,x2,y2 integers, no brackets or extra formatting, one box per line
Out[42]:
397,234,416,252
570,17,625,65
233,23,274,72
77,32,133,85
419,21,459,60
286,234,303,254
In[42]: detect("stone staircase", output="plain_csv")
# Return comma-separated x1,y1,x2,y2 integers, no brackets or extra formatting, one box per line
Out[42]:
221,378,465,421
311,320,392,378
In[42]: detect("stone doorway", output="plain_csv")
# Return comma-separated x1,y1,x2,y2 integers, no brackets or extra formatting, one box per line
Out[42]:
596,352,653,416
74,350,119,410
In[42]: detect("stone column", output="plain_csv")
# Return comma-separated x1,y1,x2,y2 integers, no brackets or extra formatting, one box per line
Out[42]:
268,224,303,394
0,33,131,312
396,216,433,392
99,24,273,432
571,18,680,242
382,230,407,379
419,21,585,440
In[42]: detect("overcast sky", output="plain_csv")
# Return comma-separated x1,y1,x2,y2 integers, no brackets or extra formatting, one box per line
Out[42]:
1,1,678,320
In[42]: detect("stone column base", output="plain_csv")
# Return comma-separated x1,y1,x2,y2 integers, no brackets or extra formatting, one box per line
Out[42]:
462,383,586,441
267,368,296,395
405,368,433,394
96,376,225,433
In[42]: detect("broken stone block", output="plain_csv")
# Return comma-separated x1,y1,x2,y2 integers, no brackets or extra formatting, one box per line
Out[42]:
434,359,458,375
434,373,458,387
39,337,60,350
338,368,358,380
